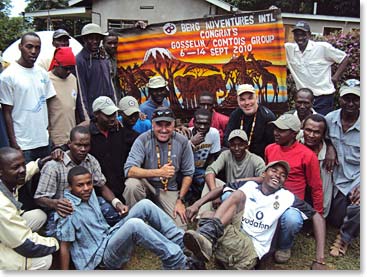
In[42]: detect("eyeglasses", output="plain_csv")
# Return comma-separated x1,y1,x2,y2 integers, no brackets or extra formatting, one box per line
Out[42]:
344,79,360,87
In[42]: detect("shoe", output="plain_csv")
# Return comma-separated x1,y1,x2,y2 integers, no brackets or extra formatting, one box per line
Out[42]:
185,255,207,270
183,230,212,262
330,234,349,257
274,249,291,263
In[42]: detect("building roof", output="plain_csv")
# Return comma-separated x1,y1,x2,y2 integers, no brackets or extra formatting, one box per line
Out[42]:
24,6,90,18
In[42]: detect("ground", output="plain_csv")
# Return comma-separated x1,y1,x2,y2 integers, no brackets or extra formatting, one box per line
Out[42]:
125,223,360,270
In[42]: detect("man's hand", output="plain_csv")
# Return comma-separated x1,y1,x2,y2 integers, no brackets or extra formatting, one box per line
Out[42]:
115,202,129,216
159,161,175,178
323,143,338,172
139,112,147,121
51,148,64,161
212,197,222,209
174,200,187,224
349,185,360,205
186,204,200,222
175,125,192,138
190,132,205,146
10,140,21,150
55,198,73,217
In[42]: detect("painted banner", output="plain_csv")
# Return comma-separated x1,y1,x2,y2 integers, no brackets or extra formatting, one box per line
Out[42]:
117,8,287,117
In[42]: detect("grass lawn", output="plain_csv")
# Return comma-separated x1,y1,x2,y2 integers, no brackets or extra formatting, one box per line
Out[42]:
125,223,360,270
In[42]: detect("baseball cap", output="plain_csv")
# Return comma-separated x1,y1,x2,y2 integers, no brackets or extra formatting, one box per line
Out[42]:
53,29,71,39
292,21,311,33
270,114,301,132
237,84,256,96
339,79,360,98
147,76,168,89
92,96,119,115
265,160,290,176
48,47,76,71
118,96,140,116
228,129,248,142
80,23,105,37
152,107,175,122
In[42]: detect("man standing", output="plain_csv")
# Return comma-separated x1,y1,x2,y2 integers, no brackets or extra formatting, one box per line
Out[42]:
102,31,123,102
200,129,265,214
183,160,327,270
188,91,229,145
0,147,59,270
265,113,323,263
76,23,115,122
89,96,139,201
186,108,220,204
325,81,360,257
0,32,56,161
223,84,275,159
285,21,349,115
47,47,78,147
37,29,71,71
124,107,194,228
140,76,170,120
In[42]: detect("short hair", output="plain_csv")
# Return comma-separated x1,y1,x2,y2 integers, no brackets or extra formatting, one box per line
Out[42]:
67,166,91,185
296,88,314,102
303,114,328,137
103,30,119,42
20,32,40,45
194,108,212,120
69,126,90,141
0,147,22,168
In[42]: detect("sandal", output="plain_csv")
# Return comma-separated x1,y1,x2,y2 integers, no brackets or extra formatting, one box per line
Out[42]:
330,234,349,257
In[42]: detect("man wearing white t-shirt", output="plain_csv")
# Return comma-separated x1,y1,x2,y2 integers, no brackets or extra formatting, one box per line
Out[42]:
0,32,56,210
184,160,327,270
186,108,220,204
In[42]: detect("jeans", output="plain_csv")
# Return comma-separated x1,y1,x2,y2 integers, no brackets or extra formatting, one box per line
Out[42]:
314,94,334,116
103,199,186,270
277,207,304,250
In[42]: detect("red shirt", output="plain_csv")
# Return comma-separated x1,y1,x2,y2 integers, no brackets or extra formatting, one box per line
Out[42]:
189,110,229,145
265,141,323,215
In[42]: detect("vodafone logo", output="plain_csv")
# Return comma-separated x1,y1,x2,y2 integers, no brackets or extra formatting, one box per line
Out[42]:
163,23,177,35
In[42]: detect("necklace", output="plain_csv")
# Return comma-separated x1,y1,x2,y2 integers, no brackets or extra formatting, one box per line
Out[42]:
240,112,257,146
155,139,172,191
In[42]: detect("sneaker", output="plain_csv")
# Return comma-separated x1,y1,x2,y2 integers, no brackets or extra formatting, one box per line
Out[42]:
274,249,291,263
183,230,212,262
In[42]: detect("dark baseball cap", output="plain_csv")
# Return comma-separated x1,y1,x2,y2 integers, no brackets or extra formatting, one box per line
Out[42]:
53,29,71,39
292,21,311,33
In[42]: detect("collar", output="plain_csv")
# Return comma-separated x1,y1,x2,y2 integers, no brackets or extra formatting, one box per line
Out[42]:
0,180,23,210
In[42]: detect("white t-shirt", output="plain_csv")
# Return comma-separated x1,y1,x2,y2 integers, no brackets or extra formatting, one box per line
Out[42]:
0,62,56,150
238,181,295,259
285,40,346,97
189,127,220,169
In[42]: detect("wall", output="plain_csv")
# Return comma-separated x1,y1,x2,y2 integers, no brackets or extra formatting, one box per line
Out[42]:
92,0,227,32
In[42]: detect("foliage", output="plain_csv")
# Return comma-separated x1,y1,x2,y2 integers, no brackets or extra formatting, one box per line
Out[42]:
0,1,30,51
224,0,360,17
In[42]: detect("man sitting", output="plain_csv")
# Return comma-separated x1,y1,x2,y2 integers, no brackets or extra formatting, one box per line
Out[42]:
57,166,187,270
183,161,327,270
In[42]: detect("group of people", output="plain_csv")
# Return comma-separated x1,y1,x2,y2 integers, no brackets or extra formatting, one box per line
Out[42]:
0,19,360,271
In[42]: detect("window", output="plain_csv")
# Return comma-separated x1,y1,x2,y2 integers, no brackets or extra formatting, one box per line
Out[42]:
323,27,343,36
107,19,148,32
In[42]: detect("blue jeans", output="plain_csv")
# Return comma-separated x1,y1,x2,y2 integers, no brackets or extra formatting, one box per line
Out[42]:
103,199,186,270
277,207,304,250
314,94,334,116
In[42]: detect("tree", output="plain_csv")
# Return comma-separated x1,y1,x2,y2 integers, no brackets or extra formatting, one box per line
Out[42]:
0,0,29,51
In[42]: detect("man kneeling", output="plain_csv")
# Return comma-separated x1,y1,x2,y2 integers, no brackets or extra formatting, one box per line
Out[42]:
183,161,327,270
57,166,187,270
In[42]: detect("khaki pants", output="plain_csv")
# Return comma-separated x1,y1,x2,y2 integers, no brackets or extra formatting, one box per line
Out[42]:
22,209,47,232
123,178,187,229
198,178,225,216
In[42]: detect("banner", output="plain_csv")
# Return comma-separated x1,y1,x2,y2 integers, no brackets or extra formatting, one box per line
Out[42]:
117,8,287,116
